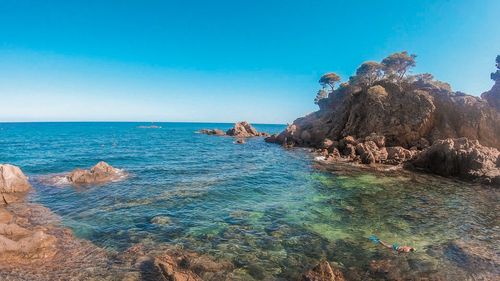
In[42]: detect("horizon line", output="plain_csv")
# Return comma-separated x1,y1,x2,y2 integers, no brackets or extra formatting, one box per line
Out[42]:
0,120,288,126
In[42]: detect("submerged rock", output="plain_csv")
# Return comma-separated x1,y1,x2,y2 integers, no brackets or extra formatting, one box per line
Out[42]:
0,164,31,205
151,216,172,225
152,247,233,281
301,260,345,281
235,139,245,144
66,161,124,185
412,138,500,185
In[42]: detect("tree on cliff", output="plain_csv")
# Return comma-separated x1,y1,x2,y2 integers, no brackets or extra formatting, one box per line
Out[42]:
381,51,417,81
314,89,328,105
351,61,383,87
319,72,341,92
491,55,500,81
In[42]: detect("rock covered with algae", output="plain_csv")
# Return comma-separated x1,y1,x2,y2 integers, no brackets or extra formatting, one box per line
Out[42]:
301,260,345,281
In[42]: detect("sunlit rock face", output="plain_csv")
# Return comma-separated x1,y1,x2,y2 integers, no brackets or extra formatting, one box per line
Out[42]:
269,81,499,150
267,76,500,184
66,161,124,185
0,164,31,205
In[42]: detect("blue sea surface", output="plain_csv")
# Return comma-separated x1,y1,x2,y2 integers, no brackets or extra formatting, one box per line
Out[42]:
0,122,498,280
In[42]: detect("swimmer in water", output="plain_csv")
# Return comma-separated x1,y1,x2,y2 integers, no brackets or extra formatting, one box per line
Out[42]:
369,235,415,253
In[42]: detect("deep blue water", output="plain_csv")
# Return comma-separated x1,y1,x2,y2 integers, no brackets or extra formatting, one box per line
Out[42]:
0,122,498,280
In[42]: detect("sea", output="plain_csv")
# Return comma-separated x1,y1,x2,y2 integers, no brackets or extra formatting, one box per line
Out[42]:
0,122,498,280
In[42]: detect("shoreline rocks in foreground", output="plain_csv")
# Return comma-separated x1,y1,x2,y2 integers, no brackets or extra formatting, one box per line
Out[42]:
0,164,57,265
0,164,234,280
200,121,270,138
66,161,124,185
0,164,32,205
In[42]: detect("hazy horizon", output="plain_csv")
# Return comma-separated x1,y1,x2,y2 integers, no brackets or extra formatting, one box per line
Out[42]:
1,0,499,123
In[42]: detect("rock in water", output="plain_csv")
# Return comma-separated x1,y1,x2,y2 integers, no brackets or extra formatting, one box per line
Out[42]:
153,248,233,281
201,121,269,138
0,164,32,205
226,121,270,137
198,129,225,136
412,138,500,185
67,161,124,184
301,261,345,281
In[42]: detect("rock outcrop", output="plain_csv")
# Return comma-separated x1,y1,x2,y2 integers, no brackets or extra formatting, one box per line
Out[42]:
301,261,345,281
268,82,499,150
200,121,269,138
267,54,500,183
0,164,31,205
66,161,124,185
226,121,269,137
0,165,58,267
199,129,225,136
412,138,500,185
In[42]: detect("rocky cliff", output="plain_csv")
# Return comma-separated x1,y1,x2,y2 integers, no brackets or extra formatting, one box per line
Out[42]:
266,53,500,184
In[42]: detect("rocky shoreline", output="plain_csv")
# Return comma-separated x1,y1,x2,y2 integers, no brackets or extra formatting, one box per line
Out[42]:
266,52,500,186
0,163,241,281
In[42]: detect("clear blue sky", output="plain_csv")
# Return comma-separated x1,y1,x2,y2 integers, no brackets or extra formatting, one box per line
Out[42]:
1,0,499,123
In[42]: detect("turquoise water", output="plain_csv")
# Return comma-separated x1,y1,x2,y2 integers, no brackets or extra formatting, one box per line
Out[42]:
0,122,498,280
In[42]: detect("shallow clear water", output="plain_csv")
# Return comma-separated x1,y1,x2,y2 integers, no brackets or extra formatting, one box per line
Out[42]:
0,122,498,280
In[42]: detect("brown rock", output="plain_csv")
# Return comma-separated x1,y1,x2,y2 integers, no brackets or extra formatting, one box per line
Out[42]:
355,141,388,164
154,249,233,281
264,134,279,143
412,138,500,185
67,161,124,185
341,144,356,158
301,261,345,281
385,146,416,164
155,255,202,281
321,138,334,149
0,208,13,224
0,164,31,205
199,129,225,136
364,133,385,148
269,80,500,151
226,121,258,137
235,139,245,144
481,80,500,111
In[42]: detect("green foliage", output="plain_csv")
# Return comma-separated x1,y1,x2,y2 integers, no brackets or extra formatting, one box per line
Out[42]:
314,89,328,105
491,55,500,81
352,61,383,87
381,51,417,80
319,72,341,92
413,73,434,82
